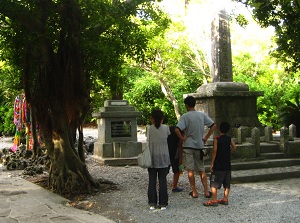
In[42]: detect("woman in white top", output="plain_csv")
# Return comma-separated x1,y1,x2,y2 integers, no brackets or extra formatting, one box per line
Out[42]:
147,109,170,210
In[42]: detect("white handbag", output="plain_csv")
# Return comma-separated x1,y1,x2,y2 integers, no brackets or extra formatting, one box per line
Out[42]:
137,126,151,168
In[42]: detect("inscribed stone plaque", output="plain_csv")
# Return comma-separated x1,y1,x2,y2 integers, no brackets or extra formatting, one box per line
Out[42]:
111,121,132,137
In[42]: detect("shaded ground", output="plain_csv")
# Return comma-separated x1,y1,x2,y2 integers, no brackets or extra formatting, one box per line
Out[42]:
24,159,133,222
25,169,120,213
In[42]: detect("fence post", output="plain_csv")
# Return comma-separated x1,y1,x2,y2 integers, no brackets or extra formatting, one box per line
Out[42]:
265,126,273,142
289,124,296,139
237,126,247,144
280,126,289,155
252,127,260,157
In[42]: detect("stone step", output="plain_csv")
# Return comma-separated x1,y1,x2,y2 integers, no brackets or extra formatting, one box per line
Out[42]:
204,158,300,174
205,158,300,183
231,165,300,183
260,142,280,153
260,152,285,159
230,158,300,171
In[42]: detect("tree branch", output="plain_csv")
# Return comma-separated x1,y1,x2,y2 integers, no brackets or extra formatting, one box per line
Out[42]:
0,0,44,32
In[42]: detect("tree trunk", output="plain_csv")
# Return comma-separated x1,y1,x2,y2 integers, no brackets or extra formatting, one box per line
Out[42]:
0,0,165,196
159,78,181,121
30,108,40,158
45,114,97,194
22,1,96,195
77,124,85,163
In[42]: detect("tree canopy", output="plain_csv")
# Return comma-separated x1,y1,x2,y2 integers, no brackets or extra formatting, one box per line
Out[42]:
0,0,169,195
236,0,300,72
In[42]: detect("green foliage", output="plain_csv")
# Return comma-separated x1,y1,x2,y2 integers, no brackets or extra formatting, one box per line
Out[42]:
233,52,297,130
123,65,191,126
83,0,171,99
233,14,249,28
0,61,21,134
124,74,165,125
0,0,170,127
0,104,14,135
231,1,300,131
0,0,173,194
278,90,300,136
123,20,206,124
236,0,300,72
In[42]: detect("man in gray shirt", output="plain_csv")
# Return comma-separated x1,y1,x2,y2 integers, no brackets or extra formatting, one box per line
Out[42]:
175,96,216,198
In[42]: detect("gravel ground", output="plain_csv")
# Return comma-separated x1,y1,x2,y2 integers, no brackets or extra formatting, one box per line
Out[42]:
0,136,14,150
1,128,300,223
83,128,300,223
85,158,300,223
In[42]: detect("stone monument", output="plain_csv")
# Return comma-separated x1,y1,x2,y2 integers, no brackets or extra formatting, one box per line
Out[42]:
188,10,264,137
92,100,142,165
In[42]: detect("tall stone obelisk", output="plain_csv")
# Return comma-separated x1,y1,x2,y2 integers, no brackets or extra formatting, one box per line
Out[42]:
187,10,263,137
211,10,232,82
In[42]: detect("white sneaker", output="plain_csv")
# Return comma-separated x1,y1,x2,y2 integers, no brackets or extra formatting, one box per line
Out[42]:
160,206,167,210
149,206,155,210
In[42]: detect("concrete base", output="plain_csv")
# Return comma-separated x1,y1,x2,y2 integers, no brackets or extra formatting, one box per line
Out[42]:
188,82,264,137
94,141,142,158
93,141,142,166
286,140,300,157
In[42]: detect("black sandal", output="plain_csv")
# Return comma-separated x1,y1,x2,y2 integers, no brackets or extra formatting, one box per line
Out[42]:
189,192,198,198
205,191,212,198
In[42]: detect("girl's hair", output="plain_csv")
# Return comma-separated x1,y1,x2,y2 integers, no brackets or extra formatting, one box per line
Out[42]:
151,109,164,129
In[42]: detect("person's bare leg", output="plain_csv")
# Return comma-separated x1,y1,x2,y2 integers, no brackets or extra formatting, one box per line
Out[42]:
172,172,180,189
203,187,218,206
223,188,230,201
188,170,197,197
199,171,210,196
211,187,217,200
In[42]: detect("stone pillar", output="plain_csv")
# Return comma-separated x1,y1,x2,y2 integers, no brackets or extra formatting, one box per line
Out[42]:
185,9,263,140
264,126,273,142
289,124,296,139
191,11,263,138
211,10,232,82
237,126,247,144
280,126,289,154
252,127,260,157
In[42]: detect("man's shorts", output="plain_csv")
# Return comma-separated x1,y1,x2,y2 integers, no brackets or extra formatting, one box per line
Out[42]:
210,171,231,189
182,148,205,172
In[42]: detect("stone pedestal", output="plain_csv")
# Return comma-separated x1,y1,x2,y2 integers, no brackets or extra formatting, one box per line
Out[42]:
92,100,142,165
188,82,264,137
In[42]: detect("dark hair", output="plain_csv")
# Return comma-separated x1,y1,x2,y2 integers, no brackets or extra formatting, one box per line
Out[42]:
151,109,164,129
219,122,230,133
184,96,196,107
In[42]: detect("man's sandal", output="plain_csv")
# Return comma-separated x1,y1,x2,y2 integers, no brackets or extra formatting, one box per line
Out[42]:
203,200,218,206
218,199,229,205
205,191,212,198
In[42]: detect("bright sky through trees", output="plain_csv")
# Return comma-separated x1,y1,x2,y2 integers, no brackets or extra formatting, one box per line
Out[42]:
159,0,275,68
